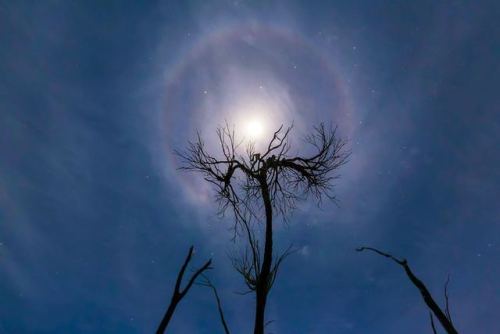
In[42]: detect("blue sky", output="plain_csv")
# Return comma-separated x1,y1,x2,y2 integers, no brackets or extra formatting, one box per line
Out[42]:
0,1,499,333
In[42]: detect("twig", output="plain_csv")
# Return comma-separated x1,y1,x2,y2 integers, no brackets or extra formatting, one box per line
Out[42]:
199,274,231,334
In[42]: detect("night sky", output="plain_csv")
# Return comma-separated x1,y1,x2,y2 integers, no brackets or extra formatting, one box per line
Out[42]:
1,1,499,333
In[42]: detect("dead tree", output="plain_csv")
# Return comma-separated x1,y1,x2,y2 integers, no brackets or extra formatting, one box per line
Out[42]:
178,123,348,334
156,246,212,334
356,247,458,334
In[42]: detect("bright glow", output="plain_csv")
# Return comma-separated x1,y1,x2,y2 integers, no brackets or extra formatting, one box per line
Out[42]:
245,118,265,140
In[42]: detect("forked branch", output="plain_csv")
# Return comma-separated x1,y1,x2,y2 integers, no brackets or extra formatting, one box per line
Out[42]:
157,246,212,334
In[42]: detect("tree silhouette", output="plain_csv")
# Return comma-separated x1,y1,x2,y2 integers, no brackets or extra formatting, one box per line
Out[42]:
178,123,348,334
157,246,212,334
356,246,458,334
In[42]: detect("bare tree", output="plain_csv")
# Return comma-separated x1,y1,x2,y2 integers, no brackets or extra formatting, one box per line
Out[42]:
157,246,212,334
178,123,348,334
356,246,458,334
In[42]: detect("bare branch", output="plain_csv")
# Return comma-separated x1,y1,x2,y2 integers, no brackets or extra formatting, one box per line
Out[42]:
356,246,405,265
356,246,458,334
157,246,212,334
444,275,453,326
199,275,231,334
268,244,296,291
430,312,438,334
179,259,213,298
177,123,348,228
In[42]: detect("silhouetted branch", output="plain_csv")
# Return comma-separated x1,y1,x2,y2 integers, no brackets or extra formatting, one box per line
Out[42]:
199,275,231,334
356,247,458,334
268,244,295,291
430,312,438,334
265,319,275,328
157,246,212,334
231,243,259,294
444,275,454,327
356,246,405,265
177,123,348,229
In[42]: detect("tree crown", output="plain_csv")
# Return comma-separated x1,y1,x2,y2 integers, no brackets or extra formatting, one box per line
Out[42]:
177,123,349,230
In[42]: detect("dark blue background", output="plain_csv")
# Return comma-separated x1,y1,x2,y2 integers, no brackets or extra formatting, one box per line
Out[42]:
1,1,498,333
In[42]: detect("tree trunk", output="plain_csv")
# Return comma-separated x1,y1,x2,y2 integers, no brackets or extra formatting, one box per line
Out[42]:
157,295,179,334
254,176,273,334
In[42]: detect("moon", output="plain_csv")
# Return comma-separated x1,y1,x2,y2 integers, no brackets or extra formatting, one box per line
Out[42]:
232,98,276,146
245,117,265,141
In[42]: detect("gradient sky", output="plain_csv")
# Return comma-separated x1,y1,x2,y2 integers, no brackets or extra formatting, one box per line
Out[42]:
1,1,499,333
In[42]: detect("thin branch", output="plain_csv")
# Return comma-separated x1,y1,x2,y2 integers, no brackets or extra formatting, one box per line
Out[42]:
430,312,438,334
199,275,231,334
268,244,296,291
444,275,453,326
356,246,405,265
